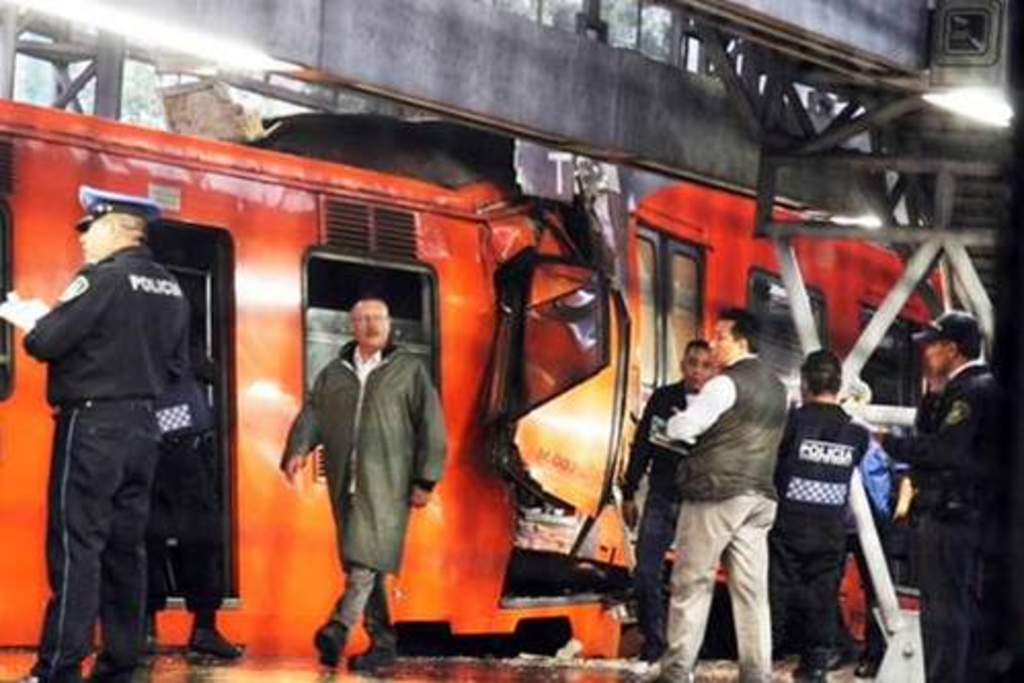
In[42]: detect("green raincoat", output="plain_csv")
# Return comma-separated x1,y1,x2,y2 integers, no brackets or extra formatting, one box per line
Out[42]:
282,342,447,573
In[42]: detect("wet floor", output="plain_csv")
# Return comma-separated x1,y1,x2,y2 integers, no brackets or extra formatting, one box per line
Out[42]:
0,650,860,682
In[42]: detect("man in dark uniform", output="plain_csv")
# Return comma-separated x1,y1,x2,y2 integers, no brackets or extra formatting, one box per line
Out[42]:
0,187,189,683
884,311,1001,683
769,350,869,683
622,339,713,665
145,344,241,660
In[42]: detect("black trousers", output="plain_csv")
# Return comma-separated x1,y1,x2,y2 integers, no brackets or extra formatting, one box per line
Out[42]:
916,514,981,683
633,491,681,662
769,509,848,666
31,401,159,683
146,432,224,616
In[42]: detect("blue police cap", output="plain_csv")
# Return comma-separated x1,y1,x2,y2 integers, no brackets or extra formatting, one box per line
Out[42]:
76,186,161,232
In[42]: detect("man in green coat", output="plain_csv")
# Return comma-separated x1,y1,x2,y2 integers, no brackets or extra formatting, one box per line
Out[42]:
281,298,447,673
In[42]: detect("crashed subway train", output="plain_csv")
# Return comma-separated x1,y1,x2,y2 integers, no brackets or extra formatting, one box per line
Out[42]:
0,99,931,657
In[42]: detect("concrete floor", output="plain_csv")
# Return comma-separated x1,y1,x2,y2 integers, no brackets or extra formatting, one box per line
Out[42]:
0,650,862,682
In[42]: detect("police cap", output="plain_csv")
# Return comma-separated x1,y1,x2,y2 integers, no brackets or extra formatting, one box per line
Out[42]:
75,186,161,233
913,310,982,357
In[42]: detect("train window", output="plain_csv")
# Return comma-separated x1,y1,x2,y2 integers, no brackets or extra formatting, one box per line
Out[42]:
664,246,702,378
0,208,10,400
635,227,705,390
521,262,609,413
304,254,437,390
859,309,922,406
748,270,827,393
637,236,657,391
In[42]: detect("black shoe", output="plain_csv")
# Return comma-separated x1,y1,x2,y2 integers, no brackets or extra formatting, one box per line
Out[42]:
349,644,397,673
189,627,243,661
314,622,349,668
793,666,828,683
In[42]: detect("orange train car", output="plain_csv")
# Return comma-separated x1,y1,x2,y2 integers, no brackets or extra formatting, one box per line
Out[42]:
0,99,929,657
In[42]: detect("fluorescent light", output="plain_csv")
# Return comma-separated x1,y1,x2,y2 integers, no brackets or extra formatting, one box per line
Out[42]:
923,87,1013,128
830,213,883,229
15,0,298,73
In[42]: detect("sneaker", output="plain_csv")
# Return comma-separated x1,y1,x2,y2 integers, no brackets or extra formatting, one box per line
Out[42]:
349,644,397,673
314,621,349,668
189,626,243,660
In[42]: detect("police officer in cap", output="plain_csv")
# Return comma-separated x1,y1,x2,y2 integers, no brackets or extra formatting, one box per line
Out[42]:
884,310,1001,683
1,187,189,683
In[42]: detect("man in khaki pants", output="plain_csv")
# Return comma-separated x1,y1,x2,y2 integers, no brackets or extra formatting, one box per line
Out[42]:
652,309,788,683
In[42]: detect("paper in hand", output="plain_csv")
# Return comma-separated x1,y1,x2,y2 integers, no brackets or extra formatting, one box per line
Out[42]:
0,291,50,331
649,415,692,457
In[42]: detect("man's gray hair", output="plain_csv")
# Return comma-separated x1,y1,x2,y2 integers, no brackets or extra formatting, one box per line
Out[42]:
351,298,390,316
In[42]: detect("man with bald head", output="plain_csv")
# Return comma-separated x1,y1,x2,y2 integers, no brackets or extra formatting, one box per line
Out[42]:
282,297,447,674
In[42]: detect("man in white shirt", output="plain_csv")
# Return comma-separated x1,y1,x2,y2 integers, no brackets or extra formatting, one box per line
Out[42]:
654,309,788,683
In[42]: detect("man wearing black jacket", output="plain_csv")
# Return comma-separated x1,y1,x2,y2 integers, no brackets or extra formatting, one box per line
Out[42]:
885,311,1001,683
622,339,713,664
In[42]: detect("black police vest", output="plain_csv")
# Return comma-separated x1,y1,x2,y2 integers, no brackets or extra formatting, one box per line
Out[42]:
775,403,869,518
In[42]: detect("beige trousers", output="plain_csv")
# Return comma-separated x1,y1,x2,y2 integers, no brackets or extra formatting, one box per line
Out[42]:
660,494,778,683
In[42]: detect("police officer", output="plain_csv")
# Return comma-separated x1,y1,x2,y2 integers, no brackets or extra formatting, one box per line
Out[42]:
769,350,869,683
2,187,189,683
884,311,1001,683
146,344,241,660
621,339,713,665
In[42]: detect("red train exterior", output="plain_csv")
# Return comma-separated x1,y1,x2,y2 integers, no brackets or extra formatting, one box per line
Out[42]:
0,100,928,657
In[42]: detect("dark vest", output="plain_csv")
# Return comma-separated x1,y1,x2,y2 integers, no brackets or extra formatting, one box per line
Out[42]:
677,357,788,501
775,403,869,519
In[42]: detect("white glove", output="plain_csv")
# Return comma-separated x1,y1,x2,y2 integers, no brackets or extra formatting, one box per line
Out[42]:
0,291,49,332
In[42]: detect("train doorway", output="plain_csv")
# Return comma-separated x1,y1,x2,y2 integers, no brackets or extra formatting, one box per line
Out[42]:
147,222,237,603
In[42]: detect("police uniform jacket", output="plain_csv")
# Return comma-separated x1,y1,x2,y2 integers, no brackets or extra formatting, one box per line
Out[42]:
24,245,189,405
282,341,447,573
887,362,1000,520
622,381,691,502
774,402,869,520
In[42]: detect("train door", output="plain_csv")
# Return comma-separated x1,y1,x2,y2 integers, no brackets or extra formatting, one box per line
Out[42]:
636,227,704,399
147,223,237,602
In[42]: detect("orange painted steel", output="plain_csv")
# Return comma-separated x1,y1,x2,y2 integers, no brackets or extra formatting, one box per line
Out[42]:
0,100,927,658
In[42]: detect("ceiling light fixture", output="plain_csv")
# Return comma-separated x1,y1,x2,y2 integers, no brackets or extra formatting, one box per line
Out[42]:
923,87,1013,128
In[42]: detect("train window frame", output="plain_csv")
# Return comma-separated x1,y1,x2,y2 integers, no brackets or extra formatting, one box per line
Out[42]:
636,224,705,390
858,307,922,407
663,240,704,383
301,250,441,394
636,232,659,391
518,260,611,416
747,268,828,390
0,205,11,401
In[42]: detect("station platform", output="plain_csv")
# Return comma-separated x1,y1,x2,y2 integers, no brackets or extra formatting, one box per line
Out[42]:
0,650,860,682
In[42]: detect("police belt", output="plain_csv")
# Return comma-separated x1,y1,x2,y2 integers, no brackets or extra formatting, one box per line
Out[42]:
57,397,153,412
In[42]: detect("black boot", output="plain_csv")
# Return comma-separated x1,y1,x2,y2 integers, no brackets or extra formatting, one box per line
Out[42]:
189,626,243,660
314,621,349,668
349,641,397,674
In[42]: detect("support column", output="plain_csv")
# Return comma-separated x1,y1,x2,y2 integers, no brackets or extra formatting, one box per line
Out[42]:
943,237,995,346
93,31,125,119
0,6,18,100
842,237,943,386
774,238,822,354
